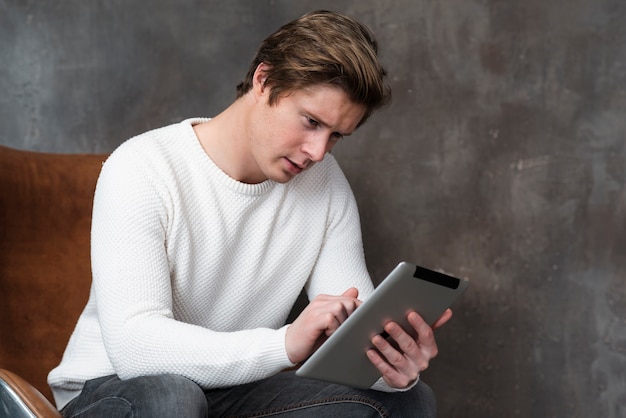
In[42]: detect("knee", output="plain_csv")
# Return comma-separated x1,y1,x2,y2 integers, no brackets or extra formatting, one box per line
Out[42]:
415,380,437,415
135,374,207,417
393,380,437,418
367,380,437,418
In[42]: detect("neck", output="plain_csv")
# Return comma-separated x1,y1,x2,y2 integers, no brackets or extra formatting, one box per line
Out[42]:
194,95,265,183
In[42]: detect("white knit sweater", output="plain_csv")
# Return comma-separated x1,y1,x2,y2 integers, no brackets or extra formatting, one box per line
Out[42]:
47,118,377,409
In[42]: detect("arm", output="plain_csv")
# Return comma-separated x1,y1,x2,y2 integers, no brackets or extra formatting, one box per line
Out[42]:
288,159,452,390
91,146,292,388
283,159,372,363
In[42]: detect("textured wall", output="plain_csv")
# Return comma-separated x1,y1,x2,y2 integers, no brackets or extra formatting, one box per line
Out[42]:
2,0,625,416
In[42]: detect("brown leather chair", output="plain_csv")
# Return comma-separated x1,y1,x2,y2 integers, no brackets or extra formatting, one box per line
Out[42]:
0,145,107,417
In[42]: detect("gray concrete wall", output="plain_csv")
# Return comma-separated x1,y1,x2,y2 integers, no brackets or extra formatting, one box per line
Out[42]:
2,0,625,416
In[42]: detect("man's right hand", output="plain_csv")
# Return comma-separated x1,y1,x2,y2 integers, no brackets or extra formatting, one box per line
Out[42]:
285,287,361,364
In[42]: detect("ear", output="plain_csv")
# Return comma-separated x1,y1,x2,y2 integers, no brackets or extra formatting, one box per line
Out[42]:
252,62,270,100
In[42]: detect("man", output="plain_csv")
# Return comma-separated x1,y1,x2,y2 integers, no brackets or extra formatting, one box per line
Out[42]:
49,10,452,417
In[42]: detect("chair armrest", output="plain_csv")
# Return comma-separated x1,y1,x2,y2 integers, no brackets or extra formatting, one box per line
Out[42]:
0,368,61,418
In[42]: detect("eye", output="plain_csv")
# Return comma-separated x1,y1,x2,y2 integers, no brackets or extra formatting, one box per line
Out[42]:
307,117,319,127
330,132,344,142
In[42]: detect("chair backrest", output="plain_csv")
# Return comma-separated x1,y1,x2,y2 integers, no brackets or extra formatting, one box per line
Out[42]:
0,145,107,403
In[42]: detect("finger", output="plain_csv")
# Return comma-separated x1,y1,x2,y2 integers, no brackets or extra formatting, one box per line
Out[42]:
377,322,429,374
407,312,438,357
322,312,343,336
323,297,363,335
366,345,418,388
338,287,361,315
371,323,430,385
309,291,359,316
327,301,351,325
341,287,359,299
371,332,407,366
432,308,453,329
366,348,397,376
383,321,419,355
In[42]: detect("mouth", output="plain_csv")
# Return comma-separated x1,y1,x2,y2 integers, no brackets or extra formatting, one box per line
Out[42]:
285,158,305,175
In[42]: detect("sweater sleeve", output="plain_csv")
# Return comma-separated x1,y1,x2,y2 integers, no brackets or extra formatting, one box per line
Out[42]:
304,158,374,300
91,145,294,388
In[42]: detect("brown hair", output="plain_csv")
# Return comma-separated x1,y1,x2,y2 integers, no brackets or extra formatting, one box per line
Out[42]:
236,10,391,126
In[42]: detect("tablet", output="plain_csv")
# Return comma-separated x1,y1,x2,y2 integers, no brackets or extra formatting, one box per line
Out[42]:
295,261,469,389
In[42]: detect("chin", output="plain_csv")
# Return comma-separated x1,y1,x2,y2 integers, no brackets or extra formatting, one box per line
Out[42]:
271,174,295,184
266,168,298,184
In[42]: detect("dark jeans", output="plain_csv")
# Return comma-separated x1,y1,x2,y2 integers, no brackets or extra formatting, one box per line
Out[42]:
60,371,436,417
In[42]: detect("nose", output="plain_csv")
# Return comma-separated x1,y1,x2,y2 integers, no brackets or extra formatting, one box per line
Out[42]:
302,133,331,162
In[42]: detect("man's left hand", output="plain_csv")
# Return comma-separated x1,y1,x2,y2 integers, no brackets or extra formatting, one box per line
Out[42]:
366,308,453,389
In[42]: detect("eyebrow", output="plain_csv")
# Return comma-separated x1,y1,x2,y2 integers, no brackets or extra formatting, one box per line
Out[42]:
308,112,353,137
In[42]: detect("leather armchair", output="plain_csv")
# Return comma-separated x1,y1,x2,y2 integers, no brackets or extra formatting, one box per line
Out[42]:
0,145,107,417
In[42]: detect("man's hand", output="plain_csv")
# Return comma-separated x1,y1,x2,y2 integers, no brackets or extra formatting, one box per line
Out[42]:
285,288,361,364
366,309,453,389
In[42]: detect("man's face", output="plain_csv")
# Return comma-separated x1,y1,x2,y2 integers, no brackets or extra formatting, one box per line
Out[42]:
246,83,367,184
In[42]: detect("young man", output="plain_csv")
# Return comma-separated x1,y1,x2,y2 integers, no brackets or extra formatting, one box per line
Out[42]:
49,10,452,417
